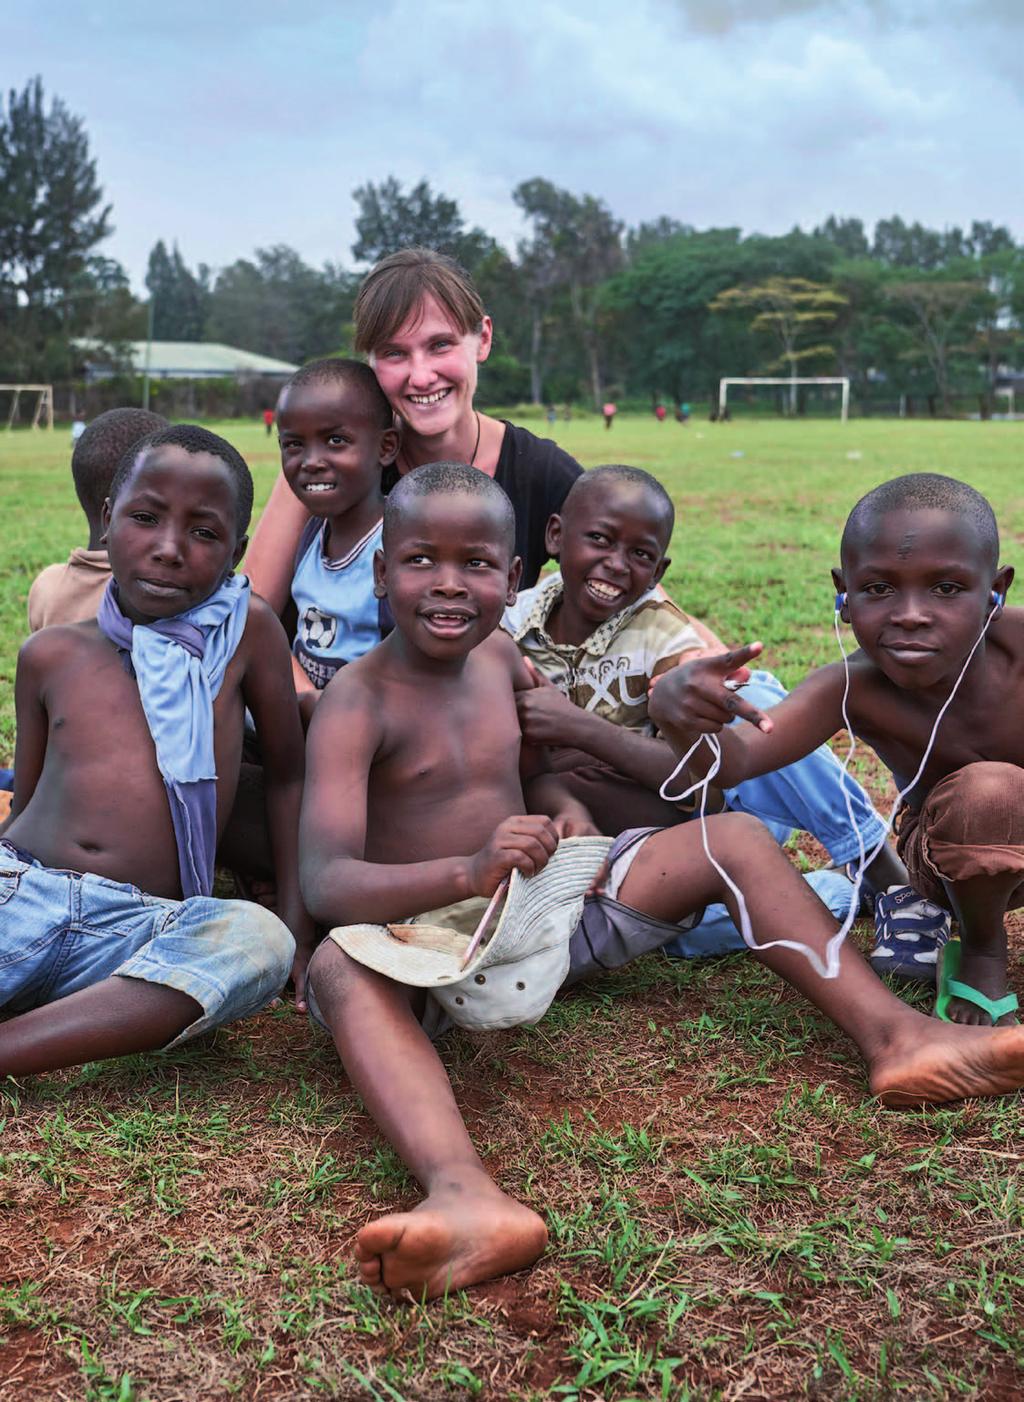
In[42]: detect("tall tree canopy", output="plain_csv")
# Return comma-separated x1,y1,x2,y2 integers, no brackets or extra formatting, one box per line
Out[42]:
351,177,496,271
145,241,209,341
0,76,113,378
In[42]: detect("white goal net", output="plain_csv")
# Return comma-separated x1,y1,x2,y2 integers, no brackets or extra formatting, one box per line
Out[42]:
718,376,850,422
0,383,54,430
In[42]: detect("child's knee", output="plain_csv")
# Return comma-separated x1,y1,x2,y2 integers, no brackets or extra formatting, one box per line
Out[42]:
928,762,1024,846
949,761,1024,809
306,939,361,1014
710,811,777,855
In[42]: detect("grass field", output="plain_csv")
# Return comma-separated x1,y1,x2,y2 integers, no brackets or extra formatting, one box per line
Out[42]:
0,415,1023,1399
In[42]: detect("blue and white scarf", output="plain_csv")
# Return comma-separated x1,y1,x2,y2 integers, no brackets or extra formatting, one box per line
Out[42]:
97,574,250,898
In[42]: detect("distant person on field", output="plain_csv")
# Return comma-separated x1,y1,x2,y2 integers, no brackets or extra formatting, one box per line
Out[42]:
0,424,309,1076
503,466,940,961
28,407,169,632
602,401,617,430
70,412,86,445
263,408,275,436
676,401,690,425
654,403,666,423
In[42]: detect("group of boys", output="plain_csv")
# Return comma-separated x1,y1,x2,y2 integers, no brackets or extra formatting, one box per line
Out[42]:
3,369,1024,1302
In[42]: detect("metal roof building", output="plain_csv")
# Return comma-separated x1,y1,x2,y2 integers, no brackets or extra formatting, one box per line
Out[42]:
77,340,299,380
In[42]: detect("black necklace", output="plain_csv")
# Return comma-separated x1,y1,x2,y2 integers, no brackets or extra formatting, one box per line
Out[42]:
469,411,481,466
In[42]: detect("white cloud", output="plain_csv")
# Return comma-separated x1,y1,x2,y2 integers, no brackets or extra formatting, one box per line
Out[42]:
5,0,1021,288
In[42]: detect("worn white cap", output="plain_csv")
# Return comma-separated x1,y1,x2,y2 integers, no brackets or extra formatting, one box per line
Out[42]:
331,835,612,1031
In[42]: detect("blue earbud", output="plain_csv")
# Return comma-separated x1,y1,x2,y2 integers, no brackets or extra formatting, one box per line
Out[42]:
991,590,1005,608
834,592,847,612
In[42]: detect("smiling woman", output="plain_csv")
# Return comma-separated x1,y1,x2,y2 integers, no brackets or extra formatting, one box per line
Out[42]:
245,248,582,611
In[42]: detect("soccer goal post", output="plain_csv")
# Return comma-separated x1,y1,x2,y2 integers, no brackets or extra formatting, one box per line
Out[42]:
0,384,55,430
718,377,850,422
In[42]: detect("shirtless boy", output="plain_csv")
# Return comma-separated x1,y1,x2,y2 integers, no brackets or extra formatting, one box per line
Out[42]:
0,425,309,1074
651,473,1023,1027
301,463,1024,1303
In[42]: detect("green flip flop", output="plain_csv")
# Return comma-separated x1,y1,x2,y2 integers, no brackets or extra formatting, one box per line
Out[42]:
935,939,1019,1025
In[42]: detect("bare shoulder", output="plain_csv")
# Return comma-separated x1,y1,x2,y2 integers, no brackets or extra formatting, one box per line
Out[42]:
480,628,531,688
313,648,388,735
17,620,102,676
239,591,287,651
990,608,1024,671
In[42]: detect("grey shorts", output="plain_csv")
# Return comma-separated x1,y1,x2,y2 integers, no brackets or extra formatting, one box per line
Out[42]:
564,826,704,987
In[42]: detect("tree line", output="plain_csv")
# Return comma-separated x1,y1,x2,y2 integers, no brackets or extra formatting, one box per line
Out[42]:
2,77,1022,414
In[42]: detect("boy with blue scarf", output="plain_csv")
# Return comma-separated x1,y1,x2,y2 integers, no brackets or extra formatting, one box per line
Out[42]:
0,425,308,1075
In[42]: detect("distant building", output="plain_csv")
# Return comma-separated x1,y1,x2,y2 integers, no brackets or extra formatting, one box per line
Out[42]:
75,340,298,382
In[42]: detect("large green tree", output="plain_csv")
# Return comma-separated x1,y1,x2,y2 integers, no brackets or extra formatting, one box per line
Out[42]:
145,241,209,341
0,76,113,378
206,246,358,365
709,276,848,412
514,179,623,408
351,177,496,272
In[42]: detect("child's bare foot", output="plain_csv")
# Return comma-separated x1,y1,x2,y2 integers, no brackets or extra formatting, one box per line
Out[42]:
941,949,1017,1027
354,1174,548,1300
870,1018,1024,1106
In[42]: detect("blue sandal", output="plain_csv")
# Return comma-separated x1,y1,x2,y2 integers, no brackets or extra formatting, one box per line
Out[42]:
869,885,951,983
935,940,1019,1025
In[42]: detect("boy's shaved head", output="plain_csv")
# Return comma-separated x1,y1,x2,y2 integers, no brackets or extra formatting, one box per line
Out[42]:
110,424,254,536
563,465,674,532
842,473,999,567
383,461,515,552
280,357,393,429
72,408,169,522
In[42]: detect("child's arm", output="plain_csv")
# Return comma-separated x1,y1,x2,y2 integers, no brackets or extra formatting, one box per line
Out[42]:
290,653,320,730
301,670,561,926
648,642,847,788
516,658,687,794
0,633,52,835
245,475,310,615
503,639,600,836
241,599,315,1003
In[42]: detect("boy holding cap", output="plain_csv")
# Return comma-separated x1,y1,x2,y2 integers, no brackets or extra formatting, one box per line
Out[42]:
300,463,1024,1304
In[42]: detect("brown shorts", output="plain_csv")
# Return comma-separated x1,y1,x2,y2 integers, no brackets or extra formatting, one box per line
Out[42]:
896,762,1024,910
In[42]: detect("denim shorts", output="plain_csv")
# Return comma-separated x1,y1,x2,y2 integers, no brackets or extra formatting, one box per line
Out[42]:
0,841,294,1047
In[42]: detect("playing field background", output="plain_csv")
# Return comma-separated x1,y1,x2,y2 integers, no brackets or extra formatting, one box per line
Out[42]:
0,417,1022,1399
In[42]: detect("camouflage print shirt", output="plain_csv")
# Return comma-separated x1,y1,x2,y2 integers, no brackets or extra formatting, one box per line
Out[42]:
502,573,704,735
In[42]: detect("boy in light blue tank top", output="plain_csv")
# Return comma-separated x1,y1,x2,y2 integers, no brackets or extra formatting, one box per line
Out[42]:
277,359,400,725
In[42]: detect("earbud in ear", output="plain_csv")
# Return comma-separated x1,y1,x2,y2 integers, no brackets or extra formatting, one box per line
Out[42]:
834,592,847,612
991,590,1004,608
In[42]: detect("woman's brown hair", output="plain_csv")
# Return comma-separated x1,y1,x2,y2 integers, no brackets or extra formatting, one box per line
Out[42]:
353,247,485,355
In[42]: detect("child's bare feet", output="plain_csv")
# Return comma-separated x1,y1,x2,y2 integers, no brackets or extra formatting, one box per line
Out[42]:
354,1173,548,1300
869,1018,1024,1106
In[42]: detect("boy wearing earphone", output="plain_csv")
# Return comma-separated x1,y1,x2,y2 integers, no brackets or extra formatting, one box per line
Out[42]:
650,473,1021,1028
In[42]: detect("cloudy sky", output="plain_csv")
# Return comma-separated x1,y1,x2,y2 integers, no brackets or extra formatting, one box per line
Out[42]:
7,0,1022,290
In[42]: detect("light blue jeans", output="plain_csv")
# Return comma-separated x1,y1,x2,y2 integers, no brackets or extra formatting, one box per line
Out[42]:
0,840,295,1045
665,670,880,958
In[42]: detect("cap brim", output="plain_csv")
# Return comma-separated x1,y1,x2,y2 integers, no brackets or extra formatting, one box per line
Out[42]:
330,923,471,987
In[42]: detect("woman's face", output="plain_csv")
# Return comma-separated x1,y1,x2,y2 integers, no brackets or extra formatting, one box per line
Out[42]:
370,295,493,440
